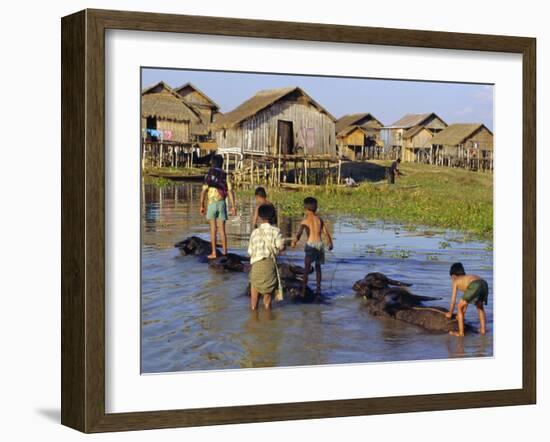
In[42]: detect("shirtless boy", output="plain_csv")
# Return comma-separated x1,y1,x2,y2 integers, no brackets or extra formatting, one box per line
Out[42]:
445,262,489,337
291,197,333,298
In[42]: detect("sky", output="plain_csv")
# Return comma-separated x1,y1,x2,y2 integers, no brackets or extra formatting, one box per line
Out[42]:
142,68,494,130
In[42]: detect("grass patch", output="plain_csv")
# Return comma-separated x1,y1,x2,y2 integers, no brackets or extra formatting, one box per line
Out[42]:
144,166,208,177
237,162,493,240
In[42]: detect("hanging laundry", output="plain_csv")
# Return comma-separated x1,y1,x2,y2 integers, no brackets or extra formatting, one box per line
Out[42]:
163,130,173,140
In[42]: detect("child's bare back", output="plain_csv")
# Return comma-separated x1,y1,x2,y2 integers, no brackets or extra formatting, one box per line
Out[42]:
301,213,323,243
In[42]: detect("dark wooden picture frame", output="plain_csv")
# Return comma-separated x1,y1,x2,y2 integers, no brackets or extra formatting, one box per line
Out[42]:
61,8,536,433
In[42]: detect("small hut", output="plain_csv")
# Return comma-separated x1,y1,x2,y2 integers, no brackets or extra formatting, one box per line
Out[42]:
380,112,448,161
401,125,437,162
212,87,337,158
429,123,493,169
141,81,202,143
335,113,384,160
173,82,221,143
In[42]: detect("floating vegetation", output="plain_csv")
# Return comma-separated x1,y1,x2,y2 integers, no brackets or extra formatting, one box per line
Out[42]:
148,176,174,187
438,241,452,249
388,249,413,259
236,162,493,240
365,245,384,256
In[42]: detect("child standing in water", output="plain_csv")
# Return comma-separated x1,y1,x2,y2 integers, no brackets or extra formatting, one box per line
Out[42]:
199,154,237,259
445,262,489,337
292,197,333,298
251,186,277,228
248,204,285,310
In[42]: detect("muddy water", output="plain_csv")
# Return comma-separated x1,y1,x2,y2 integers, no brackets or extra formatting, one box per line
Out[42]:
141,182,493,373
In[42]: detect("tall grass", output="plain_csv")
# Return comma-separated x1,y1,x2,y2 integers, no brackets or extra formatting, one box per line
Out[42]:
238,162,493,240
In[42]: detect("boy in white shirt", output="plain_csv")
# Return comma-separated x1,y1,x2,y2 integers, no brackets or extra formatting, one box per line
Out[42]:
247,205,285,310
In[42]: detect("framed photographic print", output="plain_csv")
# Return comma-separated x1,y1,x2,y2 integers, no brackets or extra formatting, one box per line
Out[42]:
61,9,536,433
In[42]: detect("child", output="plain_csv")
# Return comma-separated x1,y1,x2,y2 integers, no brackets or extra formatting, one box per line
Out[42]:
247,204,285,310
445,262,489,337
291,197,333,298
251,186,277,228
199,154,237,259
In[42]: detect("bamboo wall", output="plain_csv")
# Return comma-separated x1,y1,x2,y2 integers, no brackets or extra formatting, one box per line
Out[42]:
402,128,434,162
338,128,366,160
215,99,336,156
142,117,190,143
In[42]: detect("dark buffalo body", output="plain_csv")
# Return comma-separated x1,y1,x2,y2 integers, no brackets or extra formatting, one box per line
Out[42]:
353,273,468,333
174,236,316,302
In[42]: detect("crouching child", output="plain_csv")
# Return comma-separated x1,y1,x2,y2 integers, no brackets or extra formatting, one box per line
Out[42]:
247,204,285,310
446,262,489,336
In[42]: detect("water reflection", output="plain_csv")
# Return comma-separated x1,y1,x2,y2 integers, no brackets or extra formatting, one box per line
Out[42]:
141,182,493,373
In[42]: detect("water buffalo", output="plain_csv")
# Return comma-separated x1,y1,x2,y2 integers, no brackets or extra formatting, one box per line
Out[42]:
242,262,318,303
353,273,466,333
244,266,317,303
208,253,250,272
174,236,249,271
174,236,216,257
175,236,318,302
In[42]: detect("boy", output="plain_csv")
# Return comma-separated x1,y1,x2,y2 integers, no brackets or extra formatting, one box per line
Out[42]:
291,197,333,298
445,262,489,337
248,204,285,310
199,154,237,259
251,186,277,228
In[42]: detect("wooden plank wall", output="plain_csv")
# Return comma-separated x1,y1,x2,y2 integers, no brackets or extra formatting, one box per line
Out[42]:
215,100,336,156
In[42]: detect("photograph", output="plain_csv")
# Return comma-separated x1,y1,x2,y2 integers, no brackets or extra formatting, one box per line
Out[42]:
140,68,494,374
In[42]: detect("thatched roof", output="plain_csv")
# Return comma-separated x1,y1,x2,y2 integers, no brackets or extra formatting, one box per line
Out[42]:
337,125,365,137
388,112,438,128
174,82,220,110
336,113,383,134
430,123,492,146
402,125,427,139
141,81,201,122
212,87,336,130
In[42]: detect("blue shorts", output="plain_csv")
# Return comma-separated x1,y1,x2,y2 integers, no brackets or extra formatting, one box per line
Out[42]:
206,200,228,221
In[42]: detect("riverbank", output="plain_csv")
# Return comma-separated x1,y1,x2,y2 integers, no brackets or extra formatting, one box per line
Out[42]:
238,162,493,240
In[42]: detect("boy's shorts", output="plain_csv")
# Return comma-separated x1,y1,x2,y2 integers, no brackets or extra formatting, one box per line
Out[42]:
206,200,228,221
305,242,325,264
462,279,489,305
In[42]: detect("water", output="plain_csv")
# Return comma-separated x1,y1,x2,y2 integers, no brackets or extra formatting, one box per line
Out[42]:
141,182,493,373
